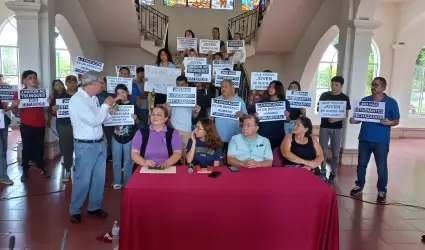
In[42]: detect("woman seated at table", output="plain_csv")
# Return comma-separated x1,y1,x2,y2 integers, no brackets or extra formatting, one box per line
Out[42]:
131,106,183,169
280,117,323,170
186,118,223,166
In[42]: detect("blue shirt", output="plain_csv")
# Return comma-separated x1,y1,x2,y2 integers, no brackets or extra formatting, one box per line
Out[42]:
186,139,223,165
131,82,141,104
358,94,400,145
214,95,248,142
227,134,273,162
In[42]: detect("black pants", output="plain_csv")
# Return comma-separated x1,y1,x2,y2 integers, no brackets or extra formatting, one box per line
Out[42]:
223,142,229,165
20,124,45,170
57,123,74,171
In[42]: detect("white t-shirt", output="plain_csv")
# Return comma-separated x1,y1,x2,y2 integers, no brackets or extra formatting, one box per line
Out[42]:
171,106,192,132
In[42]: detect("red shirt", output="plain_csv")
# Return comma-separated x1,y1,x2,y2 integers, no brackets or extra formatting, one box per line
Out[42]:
13,92,46,127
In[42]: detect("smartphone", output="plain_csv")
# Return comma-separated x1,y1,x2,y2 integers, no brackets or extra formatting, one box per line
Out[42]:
208,171,222,178
228,166,240,172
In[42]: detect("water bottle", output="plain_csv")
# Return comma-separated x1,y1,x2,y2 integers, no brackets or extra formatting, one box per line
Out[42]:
112,221,120,250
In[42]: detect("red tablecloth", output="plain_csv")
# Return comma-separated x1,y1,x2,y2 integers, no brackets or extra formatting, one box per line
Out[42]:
120,167,339,250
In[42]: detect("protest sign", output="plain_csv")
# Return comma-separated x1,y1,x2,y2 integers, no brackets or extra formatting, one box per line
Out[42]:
0,110,4,129
215,70,241,88
106,77,133,94
353,101,385,123
18,89,49,108
213,60,233,75
227,40,245,53
177,37,197,51
255,101,286,122
250,72,278,90
210,99,241,120
183,57,208,68
56,98,70,118
74,56,104,74
199,39,220,54
319,101,347,118
286,91,313,108
0,85,18,102
144,65,181,94
167,87,196,107
104,105,135,127
186,64,211,82
116,65,137,78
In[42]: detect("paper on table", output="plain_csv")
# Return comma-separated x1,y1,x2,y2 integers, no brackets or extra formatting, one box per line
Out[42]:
139,166,177,174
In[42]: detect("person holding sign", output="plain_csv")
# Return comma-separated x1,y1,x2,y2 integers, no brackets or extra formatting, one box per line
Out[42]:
131,106,183,170
349,77,400,203
97,76,114,162
111,84,142,190
213,79,247,161
181,30,196,57
11,70,50,180
186,118,223,166
210,27,226,57
227,115,273,168
317,76,351,182
228,33,246,68
154,48,176,106
50,75,78,182
68,71,118,224
134,67,149,130
119,67,141,104
285,81,306,134
258,81,291,150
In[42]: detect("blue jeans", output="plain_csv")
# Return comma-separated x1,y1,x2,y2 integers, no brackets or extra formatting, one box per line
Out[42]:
0,129,9,181
69,140,106,215
112,138,133,186
355,140,389,193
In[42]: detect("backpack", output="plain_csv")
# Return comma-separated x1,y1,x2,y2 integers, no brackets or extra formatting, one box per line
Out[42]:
139,126,174,157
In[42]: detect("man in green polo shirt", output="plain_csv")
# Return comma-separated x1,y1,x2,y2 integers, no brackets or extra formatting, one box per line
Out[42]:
227,115,273,167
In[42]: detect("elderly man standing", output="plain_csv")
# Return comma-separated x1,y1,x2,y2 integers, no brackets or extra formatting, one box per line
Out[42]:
68,70,116,223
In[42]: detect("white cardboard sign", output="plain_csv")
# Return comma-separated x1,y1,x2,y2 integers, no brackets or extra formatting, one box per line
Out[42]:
319,101,347,118
74,56,104,74
106,77,133,94
0,85,18,102
177,37,198,51
104,105,135,127
250,72,278,90
167,87,197,107
144,65,181,94
353,101,385,123
227,40,245,53
215,70,241,88
186,65,212,83
256,101,286,122
199,39,220,54
56,98,70,118
210,99,241,121
286,91,313,108
116,65,137,78
213,60,233,75
18,89,49,108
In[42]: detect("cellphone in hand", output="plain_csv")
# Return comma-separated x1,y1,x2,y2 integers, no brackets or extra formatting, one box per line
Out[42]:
228,166,240,172
208,171,222,178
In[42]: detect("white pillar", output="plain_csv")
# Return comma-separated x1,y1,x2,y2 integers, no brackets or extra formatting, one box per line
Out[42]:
389,44,409,126
6,0,60,160
337,20,382,165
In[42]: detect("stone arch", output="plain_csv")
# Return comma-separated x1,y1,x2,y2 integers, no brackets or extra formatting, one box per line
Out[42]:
355,0,380,20
55,14,83,64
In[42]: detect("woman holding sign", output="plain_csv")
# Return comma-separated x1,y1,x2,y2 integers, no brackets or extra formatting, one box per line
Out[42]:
154,48,175,106
285,81,306,134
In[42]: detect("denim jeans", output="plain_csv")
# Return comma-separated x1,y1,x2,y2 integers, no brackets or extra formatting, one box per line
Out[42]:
355,140,389,193
57,123,74,171
112,138,133,186
69,140,106,215
319,128,342,176
0,129,9,181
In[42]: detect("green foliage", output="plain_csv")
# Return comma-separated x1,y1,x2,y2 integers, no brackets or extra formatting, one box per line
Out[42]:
415,47,425,66
56,51,71,79
1,47,18,75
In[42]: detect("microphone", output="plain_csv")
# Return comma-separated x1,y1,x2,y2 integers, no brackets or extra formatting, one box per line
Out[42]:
9,235,15,250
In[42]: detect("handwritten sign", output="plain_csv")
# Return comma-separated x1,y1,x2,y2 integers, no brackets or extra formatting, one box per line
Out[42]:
319,101,347,118
250,72,278,90
104,105,134,127
144,65,181,94
56,98,70,118
177,37,197,51
167,87,196,107
18,89,49,108
0,85,18,102
199,39,220,54
210,99,241,121
353,101,385,123
186,65,211,83
215,70,241,88
116,65,137,78
256,102,286,122
106,77,133,94
227,40,245,53
287,91,313,108
213,60,233,75
74,56,104,74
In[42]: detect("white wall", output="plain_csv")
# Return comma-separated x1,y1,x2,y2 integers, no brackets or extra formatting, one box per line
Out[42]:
0,0,13,26
103,45,156,76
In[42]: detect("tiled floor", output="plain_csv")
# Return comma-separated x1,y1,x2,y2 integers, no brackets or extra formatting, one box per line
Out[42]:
1,130,425,249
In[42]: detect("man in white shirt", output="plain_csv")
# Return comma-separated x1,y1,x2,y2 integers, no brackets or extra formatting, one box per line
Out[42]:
68,70,116,223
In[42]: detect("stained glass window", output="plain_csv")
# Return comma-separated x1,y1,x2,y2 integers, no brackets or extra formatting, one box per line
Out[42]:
211,0,233,9
241,0,263,11
140,0,155,5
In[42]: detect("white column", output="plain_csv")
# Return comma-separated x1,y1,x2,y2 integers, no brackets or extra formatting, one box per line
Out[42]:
6,0,60,160
389,44,409,125
337,20,382,165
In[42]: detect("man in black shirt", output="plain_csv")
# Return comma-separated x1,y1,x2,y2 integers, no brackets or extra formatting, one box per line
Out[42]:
317,76,351,181
192,82,211,126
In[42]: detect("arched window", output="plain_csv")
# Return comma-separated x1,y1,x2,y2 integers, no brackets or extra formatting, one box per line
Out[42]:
0,17,19,85
314,35,380,112
55,27,72,82
410,47,425,117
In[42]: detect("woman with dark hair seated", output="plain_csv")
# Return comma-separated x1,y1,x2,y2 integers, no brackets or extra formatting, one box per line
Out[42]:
280,117,324,174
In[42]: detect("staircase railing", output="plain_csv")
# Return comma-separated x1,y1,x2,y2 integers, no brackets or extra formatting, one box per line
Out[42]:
236,63,250,103
227,0,270,42
137,2,169,48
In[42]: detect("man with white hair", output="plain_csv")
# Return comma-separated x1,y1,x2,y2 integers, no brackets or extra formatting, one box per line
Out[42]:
68,70,117,223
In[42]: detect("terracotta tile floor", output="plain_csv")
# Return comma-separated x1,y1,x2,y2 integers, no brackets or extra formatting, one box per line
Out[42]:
1,130,425,249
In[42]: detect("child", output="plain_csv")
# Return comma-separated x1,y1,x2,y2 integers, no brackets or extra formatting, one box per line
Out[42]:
112,84,142,189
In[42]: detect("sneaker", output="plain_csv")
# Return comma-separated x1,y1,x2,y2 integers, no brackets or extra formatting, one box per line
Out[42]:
377,191,387,203
0,178,14,185
21,170,29,181
350,186,363,196
39,169,51,178
63,171,71,182
113,184,122,190
328,173,336,182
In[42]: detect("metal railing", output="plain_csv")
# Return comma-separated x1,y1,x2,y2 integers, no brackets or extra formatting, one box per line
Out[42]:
136,1,169,47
